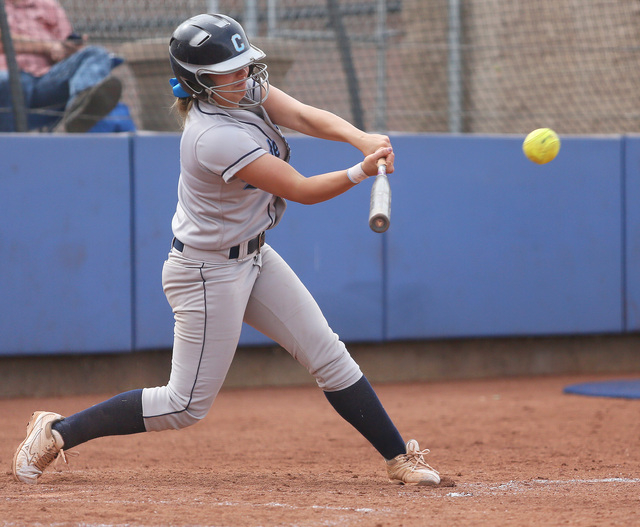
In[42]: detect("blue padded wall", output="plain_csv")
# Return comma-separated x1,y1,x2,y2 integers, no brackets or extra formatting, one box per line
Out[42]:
131,134,181,349
386,135,624,339
0,132,633,356
0,135,132,354
624,136,640,330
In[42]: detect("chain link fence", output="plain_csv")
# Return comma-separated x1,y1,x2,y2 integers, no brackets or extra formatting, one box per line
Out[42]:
4,0,640,134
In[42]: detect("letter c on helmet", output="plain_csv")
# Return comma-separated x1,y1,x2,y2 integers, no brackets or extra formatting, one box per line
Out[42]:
231,34,245,52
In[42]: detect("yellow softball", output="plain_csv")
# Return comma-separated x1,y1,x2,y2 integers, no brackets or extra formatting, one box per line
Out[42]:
523,128,560,165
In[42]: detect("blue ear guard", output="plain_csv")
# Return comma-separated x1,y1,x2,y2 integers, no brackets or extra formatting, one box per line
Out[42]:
170,78,191,98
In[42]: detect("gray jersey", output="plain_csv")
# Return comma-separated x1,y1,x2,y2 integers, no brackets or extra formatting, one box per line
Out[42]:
172,97,290,251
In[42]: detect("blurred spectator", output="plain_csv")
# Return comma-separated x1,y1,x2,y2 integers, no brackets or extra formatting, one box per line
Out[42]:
0,0,122,133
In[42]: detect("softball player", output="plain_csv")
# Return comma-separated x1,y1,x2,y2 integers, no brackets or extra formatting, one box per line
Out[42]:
12,14,441,487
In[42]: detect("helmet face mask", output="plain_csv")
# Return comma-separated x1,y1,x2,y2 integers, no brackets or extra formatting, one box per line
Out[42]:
194,62,269,109
169,14,269,108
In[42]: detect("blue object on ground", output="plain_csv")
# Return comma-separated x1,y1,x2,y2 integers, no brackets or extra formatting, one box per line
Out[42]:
564,379,640,399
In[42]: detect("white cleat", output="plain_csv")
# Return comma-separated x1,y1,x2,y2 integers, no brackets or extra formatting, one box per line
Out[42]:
386,439,441,486
12,411,66,484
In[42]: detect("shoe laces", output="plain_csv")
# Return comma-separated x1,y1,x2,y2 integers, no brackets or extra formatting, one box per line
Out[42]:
34,443,62,471
53,448,79,472
405,445,440,475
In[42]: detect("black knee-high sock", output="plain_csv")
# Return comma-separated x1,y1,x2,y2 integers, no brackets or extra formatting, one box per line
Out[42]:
324,376,405,460
52,389,146,449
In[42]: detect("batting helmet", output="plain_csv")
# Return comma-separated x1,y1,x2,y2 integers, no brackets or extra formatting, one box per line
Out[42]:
169,14,269,108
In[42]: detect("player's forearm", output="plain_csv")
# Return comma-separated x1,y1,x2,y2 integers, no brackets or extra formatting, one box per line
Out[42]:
292,151,390,204
238,147,391,205
265,87,371,151
293,105,365,144
290,105,390,158
291,170,356,205
237,154,357,205
288,106,392,157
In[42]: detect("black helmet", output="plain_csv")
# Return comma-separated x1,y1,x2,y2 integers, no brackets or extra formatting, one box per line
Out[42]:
169,14,269,108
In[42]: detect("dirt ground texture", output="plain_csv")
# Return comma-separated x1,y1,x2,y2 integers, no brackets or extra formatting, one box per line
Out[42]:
1,373,639,527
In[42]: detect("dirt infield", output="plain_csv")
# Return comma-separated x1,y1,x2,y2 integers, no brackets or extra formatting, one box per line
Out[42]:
1,373,639,526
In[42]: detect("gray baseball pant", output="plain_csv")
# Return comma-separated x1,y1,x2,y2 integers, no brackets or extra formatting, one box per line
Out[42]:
142,243,362,431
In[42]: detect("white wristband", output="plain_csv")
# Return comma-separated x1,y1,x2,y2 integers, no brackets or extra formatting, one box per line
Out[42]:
346,162,368,184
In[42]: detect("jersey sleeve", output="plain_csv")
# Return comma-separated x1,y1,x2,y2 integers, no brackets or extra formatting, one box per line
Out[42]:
195,123,267,183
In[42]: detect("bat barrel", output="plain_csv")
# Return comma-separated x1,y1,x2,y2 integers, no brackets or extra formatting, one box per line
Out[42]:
369,170,391,233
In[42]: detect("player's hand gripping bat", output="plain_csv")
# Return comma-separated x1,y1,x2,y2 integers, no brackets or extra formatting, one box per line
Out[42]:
368,158,391,233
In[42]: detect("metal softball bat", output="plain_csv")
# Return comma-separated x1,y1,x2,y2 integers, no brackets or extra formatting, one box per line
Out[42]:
368,159,391,233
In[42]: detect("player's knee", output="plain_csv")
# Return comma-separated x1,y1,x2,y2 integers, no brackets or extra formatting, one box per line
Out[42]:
165,391,212,429
170,410,204,430
312,348,362,392
141,385,213,431
144,404,207,431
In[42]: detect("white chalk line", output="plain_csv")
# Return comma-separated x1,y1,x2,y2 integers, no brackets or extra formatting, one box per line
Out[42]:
533,477,640,484
3,495,384,514
444,477,640,498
